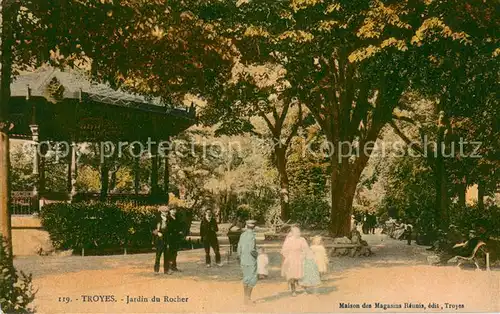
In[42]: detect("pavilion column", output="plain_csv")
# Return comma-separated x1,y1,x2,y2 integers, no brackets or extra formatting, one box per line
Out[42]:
39,145,46,194
163,153,169,201
100,161,109,202
67,143,78,200
133,143,141,195
70,142,77,200
29,124,40,212
67,145,72,193
162,137,170,201
150,141,159,197
134,157,140,195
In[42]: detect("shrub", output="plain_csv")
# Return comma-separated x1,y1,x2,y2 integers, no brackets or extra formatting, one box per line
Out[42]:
264,203,282,229
449,203,500,238
40,202,157,251
232,204,251,222
231,203,270,223
289,195,330,229
0,235,36,313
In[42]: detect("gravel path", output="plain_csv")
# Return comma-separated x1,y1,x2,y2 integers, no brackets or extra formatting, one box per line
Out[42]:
14,232,500,313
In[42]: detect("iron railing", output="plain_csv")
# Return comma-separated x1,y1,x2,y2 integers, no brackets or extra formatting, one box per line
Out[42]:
11,191,35,215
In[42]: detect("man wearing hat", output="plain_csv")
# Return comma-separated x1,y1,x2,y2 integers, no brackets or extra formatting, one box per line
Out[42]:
153,205,172,274
200,209,222,267
167,206,186,272
237,220,258,305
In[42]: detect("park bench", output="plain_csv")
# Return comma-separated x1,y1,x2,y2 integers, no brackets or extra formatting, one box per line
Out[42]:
451,240,490,271
221,242,372,262
326,243,371,257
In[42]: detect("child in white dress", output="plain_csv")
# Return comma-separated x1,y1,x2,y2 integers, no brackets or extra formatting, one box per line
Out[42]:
310,236,328,276
257,247,269,279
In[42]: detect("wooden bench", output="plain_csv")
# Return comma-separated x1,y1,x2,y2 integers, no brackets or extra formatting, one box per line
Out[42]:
451,240,490,271
264,233,286,241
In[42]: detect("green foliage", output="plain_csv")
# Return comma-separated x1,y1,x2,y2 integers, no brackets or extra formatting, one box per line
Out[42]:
200,0,498,236
40,202,157,251
211,0,431,235
75,165,101,193
233,186,277,224
287,149,328,198
0,235,36,313
449,203,500,238
17,0,237,104
7,0,497,239
379,156,439,244
233,204,252,221
289,195,330,230
231,186,277,224
10,143,33,191
10,142,75,193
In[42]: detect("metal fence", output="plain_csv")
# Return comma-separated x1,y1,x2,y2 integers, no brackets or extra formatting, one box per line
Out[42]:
74,193,161,206
11,191,36,215
11,191,162,215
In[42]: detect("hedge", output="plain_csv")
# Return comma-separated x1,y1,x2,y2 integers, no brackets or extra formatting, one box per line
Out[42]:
40,202,158,251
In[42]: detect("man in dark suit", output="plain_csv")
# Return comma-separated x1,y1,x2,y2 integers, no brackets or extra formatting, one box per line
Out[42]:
167,206,185,272
153,205,172,274
200,209,222,267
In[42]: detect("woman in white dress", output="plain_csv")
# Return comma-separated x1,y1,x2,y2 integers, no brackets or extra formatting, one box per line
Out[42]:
281,226,309,296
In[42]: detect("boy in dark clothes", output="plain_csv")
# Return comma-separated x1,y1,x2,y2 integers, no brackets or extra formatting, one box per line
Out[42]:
167,206,185,271
200,209,222,267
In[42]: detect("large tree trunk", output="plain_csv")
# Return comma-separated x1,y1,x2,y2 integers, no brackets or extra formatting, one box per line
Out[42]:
0,128,11,247
329,164,361,237
0,1,14,254
275,146,290,221
327,125,378,237
457,181,466,208
434,163,448,225
435,127,448,228
477,180,485,211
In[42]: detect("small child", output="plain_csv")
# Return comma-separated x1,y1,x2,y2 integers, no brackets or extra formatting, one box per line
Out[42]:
299,247,321,292
310,236,328,276
257,247,269,279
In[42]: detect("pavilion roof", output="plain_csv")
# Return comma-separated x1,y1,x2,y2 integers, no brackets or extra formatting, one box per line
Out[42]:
11,66,190,115
8,66,196,141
